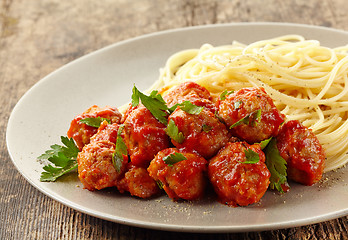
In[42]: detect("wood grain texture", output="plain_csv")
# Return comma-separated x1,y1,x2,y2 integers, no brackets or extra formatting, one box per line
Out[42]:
1,0,348,239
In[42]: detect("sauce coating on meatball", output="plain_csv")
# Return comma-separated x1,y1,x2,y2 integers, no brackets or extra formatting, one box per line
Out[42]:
217,87,284,144
67,105,122,150
168,107,230,159
208,142,270,207
76,121,128,191
68,82,327,207
163,81,216,113
89,121,119,143
148,148,207,201
117,164,160,199
77,140,128,191
123,104,170,167
276,120,325,186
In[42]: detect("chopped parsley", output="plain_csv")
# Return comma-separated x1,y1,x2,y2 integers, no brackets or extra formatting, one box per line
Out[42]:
39,136,79,182
230,109,262,129
264,138,288,193
166,119,185,143
202,124,213,133
156,180,164,189
112,124,128,172
220,90,234,100
131,86,168,125
163,152,187,166
131,85,205,128
169,101,204,115
259,137,272,150
214,110,224,122
238,148,260,164
79,117,111,128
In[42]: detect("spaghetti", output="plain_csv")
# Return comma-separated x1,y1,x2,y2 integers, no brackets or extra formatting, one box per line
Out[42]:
147,35,348,172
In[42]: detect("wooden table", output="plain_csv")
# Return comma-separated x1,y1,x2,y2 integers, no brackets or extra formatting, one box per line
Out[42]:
1,0,348,239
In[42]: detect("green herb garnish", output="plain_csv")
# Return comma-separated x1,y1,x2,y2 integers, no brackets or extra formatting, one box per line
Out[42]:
230,109,262,129
166,119,185,143
79,117,111,128
202,124,213,133
220,90,234,100
214,110,224,122
264,138,288,193
156,180,164,189
259,137,272,150
39,136,79,182
131,85,205,125
131,86,168,125
169,101,204,115
238,148,260,164
163,152,187,166
112,124,128,172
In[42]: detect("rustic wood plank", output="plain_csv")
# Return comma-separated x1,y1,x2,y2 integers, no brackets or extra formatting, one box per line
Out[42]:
1,0,348,239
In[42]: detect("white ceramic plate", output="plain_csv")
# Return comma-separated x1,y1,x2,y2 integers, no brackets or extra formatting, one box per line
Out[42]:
6,23,348,233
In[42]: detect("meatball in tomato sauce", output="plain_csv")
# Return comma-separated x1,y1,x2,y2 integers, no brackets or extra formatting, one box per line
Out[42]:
117,164,160,199
77,122,128,191
276,120,325,186
77,139,128,191
168,107,230,159
123,104,170,167
208,142,270,207
67,105,122,150
163,81,216,113
148,148,207,201
217,87,284,144
89,121,119,143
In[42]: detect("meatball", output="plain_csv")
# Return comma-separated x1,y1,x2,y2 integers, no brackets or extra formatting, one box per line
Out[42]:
148,148,207,200
168,107,230,159
90,121,119,143
77,140,128,191
208,142,270,207
123,104,170,167
117,164,160,199
163,81,216,113
217,87,284,144
276,120,325,186
67,105,122,150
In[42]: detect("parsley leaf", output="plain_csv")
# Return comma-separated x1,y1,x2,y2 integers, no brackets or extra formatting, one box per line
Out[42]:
39,136,79,182
238,149,260,164
37,144,63,161
40,161,77,182
259,137,272,150
264,138,288,193
79,117,111,128
220,90,234,100
112,124,128,172
202,124,213,133
132,86,203,124
59,136,80,159
131,86,140,107
131,86,168,125
214,110,224,122
169,101,204,115
166,119,185,143
180,101,203,114
156,180,164,189
230,109,262,129
163,152,187,166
